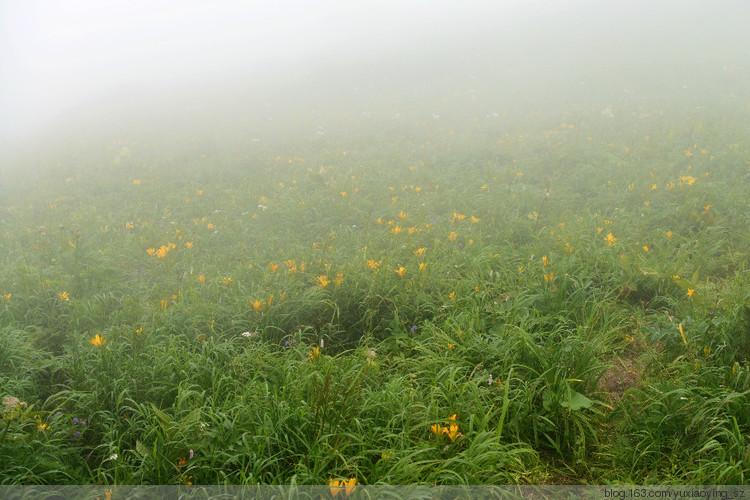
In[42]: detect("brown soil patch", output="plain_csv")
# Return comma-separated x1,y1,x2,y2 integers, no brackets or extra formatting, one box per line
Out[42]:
598,356,641,403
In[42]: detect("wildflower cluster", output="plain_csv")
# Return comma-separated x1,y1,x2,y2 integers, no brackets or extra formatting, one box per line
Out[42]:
431,413,462,442
329,478,357,497
147,242,176,258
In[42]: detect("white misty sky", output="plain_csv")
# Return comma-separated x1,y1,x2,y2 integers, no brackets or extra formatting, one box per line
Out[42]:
0,0,593,136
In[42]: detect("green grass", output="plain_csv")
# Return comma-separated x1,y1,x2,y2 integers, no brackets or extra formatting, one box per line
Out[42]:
1,93,749,485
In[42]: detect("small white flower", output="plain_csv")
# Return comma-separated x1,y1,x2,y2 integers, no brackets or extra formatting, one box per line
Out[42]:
242,331,252,337
488,374,493,386
320,339,324,348
109,453,118,461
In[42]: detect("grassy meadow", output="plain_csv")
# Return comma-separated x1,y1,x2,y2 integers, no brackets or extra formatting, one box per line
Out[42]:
1,90,750,486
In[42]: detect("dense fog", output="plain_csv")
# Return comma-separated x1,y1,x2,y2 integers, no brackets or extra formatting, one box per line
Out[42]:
1,0,748,167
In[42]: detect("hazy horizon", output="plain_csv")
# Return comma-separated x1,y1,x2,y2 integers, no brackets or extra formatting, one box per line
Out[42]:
1,0,749,154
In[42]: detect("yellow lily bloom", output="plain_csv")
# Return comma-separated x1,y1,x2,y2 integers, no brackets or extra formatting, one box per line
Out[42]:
90,334,107,347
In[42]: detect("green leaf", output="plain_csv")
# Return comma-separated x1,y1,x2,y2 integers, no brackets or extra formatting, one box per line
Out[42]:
561,390,593,411
150,403,172,427
135,440,150,458
639,267,659,276
619,253,633,274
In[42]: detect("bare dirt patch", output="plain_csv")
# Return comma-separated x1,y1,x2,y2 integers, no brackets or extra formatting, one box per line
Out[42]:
598,355,641,403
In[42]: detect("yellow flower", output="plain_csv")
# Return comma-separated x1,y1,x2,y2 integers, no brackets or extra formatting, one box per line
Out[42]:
252,300,262,311
666,230,673,239
367,259,381,271
37,416,49,432
309,346,320,361
395,267,406,277
448,231,457,242
156,245,169,258
329,478,357,498
445,422,460,442
184,241,193,248
268,262,279,273
198,274,205,282
317,275,330,288
1,293,10,302
222,277,232,286
680,175,697,186
334,272,344,286
58,291,69,301
687,288,695,298
432,414,461,441
132,179,141,185
398,211,408,220
90,334,106,347
605,232,616,246
449,292,455,300
418,263,426,271
642,246,649,252
471,216,479,223
413,248,425,256
391,225,401,235
344,478,357,496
